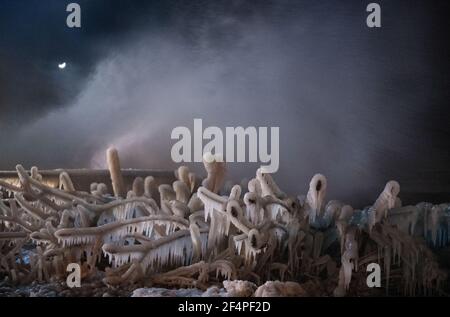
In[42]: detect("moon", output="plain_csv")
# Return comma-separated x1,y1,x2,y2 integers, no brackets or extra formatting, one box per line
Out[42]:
58,62,66,69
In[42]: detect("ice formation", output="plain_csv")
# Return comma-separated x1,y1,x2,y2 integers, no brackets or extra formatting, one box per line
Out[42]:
0,147,449,296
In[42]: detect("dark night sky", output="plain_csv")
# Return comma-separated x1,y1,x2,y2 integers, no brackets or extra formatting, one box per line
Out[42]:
0,0,449,206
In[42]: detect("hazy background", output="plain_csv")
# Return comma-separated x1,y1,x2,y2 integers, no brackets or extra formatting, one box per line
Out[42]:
0,0,449,206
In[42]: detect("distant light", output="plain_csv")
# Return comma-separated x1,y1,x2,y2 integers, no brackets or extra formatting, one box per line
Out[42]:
58,62,67,69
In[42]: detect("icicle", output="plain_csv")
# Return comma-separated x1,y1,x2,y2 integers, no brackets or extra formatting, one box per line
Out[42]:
190,223,202,261
204,202,214,222
237,240,243,254
384,246,391,293
144,221,154,238
313,232,324,260
342,257,353,290
207,209,229,250
225,215,231,236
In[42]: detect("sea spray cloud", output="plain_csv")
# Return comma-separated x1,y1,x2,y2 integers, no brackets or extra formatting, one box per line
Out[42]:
2,2,448,206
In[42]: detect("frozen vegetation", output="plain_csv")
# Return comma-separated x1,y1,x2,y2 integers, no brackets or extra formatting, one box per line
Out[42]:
0,148,449,297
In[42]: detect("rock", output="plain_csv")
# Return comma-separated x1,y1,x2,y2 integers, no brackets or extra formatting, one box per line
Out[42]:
132,287,204,297
202,286,227,297
333,285,346,297
59,290,72,297
46,291,57,297
223,280,257,297
254,281,308,297
301,279,325,296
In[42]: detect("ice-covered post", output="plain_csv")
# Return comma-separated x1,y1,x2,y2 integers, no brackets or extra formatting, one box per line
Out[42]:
106,147,126,198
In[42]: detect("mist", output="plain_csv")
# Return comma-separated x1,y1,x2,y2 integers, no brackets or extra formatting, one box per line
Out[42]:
1,1,449,207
